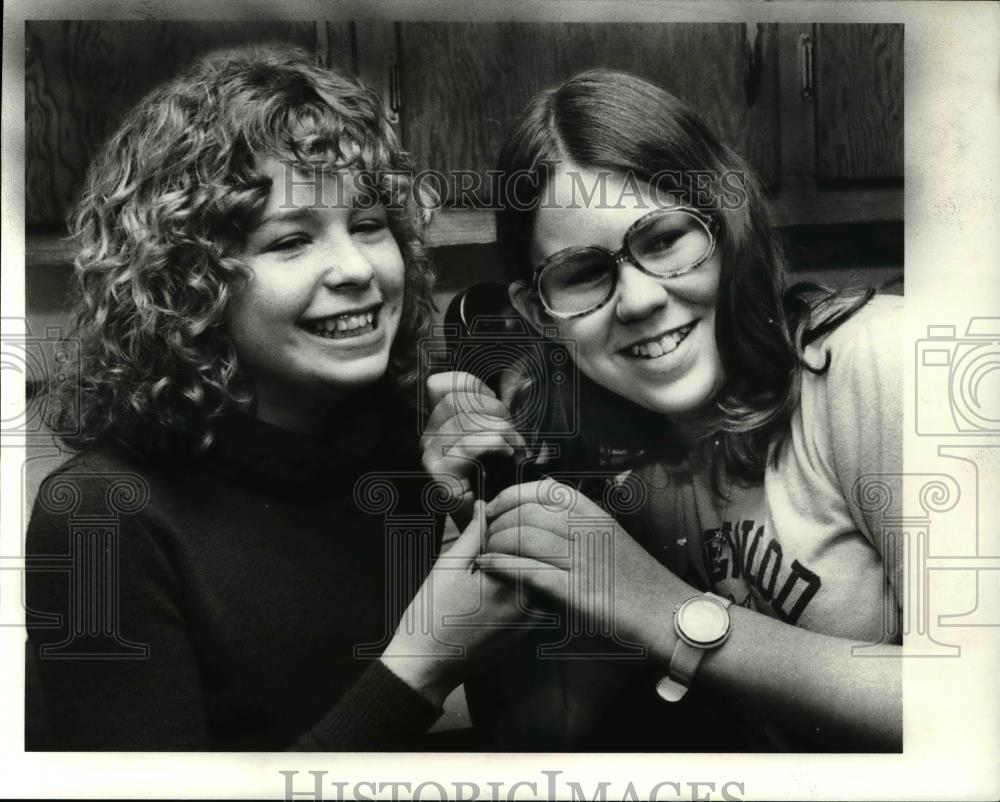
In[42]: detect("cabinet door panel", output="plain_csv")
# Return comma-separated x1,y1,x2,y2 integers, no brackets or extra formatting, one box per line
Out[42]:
397,22,779,204
25,21,326,226
814,24,903,182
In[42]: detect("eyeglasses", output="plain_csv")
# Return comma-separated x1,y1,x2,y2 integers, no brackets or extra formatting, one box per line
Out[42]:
531,207,717,319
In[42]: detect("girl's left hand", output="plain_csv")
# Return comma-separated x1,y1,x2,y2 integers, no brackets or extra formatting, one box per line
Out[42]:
477,478,694,653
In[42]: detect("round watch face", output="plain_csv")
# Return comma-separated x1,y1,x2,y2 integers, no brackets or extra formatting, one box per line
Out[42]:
676,597,730,646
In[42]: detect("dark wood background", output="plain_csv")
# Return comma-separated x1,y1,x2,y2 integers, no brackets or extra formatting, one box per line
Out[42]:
814,24,904,181
23,15,904,309
25,20,903,230
397,22,782,200
25,21,345,226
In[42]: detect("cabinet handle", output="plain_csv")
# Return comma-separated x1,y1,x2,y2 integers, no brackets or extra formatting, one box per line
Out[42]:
385,55,401,123
743,23,763,107
799,33,815,101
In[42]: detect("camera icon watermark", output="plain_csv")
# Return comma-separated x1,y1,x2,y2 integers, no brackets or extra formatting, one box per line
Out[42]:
916,317,1000,436
418,318,580,439
851,450,1000,659
0,317,80,439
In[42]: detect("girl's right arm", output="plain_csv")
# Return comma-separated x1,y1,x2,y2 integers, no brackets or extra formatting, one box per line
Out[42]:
26,470,515,751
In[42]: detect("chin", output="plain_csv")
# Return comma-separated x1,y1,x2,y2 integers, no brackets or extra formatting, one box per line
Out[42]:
638,393,715,419
317,354,393,394
335,365,392,392
626,370,725,419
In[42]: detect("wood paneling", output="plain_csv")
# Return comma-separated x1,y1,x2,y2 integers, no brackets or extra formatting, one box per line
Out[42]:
322,20,356,74
397,22,780,204
25,21,904,246
814,24,903,182
25,21,328,226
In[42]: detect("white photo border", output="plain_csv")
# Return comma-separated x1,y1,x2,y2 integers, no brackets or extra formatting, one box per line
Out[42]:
2,1,998,800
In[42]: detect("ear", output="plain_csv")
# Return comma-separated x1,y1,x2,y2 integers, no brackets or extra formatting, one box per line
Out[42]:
509,280,551,335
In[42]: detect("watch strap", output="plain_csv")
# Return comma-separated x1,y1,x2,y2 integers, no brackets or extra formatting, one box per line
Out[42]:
669,635,705,684
656,593,732,703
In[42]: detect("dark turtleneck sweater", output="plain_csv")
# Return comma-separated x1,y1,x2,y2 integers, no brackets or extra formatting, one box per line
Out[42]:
25,388,443,750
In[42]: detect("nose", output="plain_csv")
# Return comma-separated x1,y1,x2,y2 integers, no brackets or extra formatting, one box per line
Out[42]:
320,237,375,289
614,260,670,322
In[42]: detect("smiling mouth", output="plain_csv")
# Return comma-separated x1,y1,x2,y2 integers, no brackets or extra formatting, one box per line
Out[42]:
625,320,698,359
301,307,380,340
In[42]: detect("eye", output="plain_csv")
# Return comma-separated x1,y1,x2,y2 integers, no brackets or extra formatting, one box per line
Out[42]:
644,230,684,253
566,258,607,286
351,216,390,237
263,234,310,254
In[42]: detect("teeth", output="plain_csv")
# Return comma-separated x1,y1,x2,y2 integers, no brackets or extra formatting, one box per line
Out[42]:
629,323,695,359
304,309,378,339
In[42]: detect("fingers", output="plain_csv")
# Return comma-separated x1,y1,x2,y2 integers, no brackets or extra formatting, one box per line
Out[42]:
448,495,475,533
485,525,572,565
474,553,568,602
426,392,512,435
421,392,526,480
421,432,517,508
426,371,495,407
424,372,525,448
488,505,561,537
442,431,515,462
425,435,515,486
444,499,488,561
424,471,472,500
422,406,526,457
422,420,522,459
485,477,569,520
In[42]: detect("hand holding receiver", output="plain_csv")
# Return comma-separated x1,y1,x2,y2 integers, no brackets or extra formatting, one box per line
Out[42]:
421,371,528,525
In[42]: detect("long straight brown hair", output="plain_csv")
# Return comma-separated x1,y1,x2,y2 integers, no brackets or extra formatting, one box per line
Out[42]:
495,69,873,488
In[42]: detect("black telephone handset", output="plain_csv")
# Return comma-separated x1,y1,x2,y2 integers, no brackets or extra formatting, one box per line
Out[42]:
441,283,542,504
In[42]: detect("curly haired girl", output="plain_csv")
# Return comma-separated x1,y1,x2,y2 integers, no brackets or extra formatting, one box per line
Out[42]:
27,44,523,750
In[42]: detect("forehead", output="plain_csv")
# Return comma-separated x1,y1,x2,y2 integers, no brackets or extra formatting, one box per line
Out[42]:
257,157,362,215
531,163,682,260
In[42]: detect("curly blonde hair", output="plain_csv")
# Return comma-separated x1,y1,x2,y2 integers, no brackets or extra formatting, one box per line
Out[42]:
48,44,436,459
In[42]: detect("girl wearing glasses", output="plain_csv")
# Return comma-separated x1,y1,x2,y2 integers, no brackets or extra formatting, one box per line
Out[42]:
27,44,526,750
423,69,902,750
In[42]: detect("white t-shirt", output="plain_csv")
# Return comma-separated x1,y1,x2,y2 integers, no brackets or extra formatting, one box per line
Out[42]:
632,295,904,644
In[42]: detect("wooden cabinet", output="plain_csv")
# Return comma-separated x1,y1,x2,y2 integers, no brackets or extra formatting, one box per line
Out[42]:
390,21,902,244
397,23,781,201
814,24,904,182
24,21,339,228
24,20,902,262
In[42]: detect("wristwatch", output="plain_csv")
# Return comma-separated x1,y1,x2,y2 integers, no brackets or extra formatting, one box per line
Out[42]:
655,592,733,702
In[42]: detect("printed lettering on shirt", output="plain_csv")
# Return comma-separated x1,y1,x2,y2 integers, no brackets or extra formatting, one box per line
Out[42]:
705,519,823,625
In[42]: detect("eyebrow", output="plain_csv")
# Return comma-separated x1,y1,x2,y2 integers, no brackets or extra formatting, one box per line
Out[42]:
251,207,321,230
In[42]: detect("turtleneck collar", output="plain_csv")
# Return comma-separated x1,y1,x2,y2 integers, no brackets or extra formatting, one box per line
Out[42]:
207,382,419,497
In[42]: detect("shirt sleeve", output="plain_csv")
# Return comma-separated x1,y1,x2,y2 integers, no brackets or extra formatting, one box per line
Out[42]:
814,295,905,613
290,660,442,750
